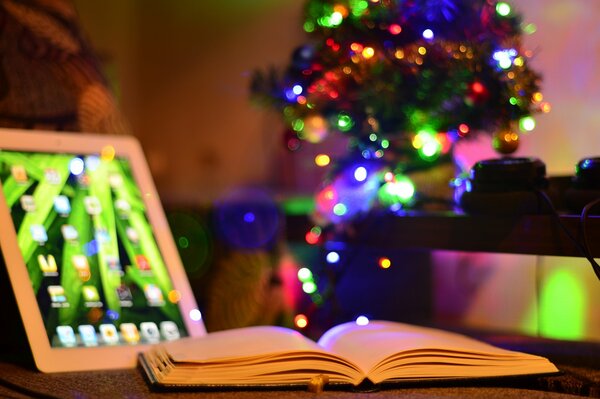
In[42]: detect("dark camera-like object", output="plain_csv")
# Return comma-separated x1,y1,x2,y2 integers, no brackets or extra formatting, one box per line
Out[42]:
459,157,549,215
565,157,600,213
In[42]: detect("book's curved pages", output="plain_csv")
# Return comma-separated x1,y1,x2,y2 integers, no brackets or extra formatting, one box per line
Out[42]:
139,321,559,389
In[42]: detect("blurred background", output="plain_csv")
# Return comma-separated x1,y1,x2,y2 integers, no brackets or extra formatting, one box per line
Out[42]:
59,0,600,340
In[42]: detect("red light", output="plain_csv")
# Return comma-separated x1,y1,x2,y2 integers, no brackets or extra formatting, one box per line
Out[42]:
389,24,402,35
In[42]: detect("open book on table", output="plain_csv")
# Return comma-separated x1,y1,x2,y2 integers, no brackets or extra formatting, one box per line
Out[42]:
139,320,559,389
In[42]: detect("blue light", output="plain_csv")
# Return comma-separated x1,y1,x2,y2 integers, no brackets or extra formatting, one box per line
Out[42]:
292,85,303,95
326,251,340,264
422,29,434,40
243,212,256,223
106,310,119,320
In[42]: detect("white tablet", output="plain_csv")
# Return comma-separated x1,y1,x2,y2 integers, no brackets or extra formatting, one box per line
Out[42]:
0,129,206,372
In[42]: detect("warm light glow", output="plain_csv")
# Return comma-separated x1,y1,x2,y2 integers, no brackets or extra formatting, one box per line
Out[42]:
379,257,392,269
294,314,309,329
315,154,331,167
394,49,404,59
362,47,375,59
418,46,427,55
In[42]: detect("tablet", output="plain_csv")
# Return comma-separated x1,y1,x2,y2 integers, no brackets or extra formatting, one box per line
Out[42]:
0,129,206,372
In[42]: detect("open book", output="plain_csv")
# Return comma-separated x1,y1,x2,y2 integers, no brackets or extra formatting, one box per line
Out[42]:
139,320,559,389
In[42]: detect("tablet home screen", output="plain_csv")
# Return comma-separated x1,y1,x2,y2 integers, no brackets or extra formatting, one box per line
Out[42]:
0,149,188,348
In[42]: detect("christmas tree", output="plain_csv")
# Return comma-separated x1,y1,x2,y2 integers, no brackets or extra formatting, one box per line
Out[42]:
252,0,548,225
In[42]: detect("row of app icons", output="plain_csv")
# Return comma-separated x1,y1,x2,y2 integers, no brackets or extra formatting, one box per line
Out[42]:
55,321,181,347
11,162,125,189
47,282,166,308
21,194,134,220
38,252,153,280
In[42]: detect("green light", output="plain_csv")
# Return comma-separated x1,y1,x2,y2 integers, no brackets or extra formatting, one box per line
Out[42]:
329,11,343,26
336,113,354,132
302,281,318,294
178,236,189,249
333,203,348,216
509,97,519,105
297,267,313,282
369,133,378,142
381,139,390,149
519,116,536,132
496,2,512,17
540,268,586,340
292,119,304,132
349,0,368,16
310,226,322,236
303,21,315,33
523,23,537,34
378,176,415,206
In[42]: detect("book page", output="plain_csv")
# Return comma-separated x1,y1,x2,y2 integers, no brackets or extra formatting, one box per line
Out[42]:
317,321,555,376
163,326,327,362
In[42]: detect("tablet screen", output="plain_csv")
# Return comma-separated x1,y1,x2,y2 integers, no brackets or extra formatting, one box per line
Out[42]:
0,149,189,348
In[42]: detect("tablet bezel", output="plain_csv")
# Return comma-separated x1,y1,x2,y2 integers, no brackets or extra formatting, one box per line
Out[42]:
0,128,206,372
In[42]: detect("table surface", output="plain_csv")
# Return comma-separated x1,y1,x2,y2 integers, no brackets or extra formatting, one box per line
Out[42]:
0,360,595,399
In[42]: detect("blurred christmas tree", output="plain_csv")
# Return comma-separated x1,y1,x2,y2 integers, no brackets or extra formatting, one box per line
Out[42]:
252,0,548,225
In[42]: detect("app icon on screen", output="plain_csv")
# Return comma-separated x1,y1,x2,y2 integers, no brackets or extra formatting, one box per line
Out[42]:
82,285,101,303
20,195,36,212
44,168,61,185
120,323,140,344
61,225,79,242
30,224,48,245
72,255,91,281
48,285,67,304
115,284,133,307
85,156,100,172
78,325,98,347
144,284,164,306
106,256,123,274
140,322,160,344
56,326,77,347
38,254,57,274
99,324,119,345
159,321,181,341
84,196,102,215
10,165,28,184
115,199,131,218
108,173,123,189
126,227,139,245
135,255,151,271
53,195,71,216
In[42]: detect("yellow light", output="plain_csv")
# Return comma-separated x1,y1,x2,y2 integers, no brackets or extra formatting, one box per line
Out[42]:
394,49,404,59
350,42,363,52
541,102,552,113
362,47,375,59
343,66,352,74
379,257,391,269
168,290,182,303
533,92,544,102
418,46,427,55
513,57,524,67
294,314,308,329
101,145,115,161
315,154,331,167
